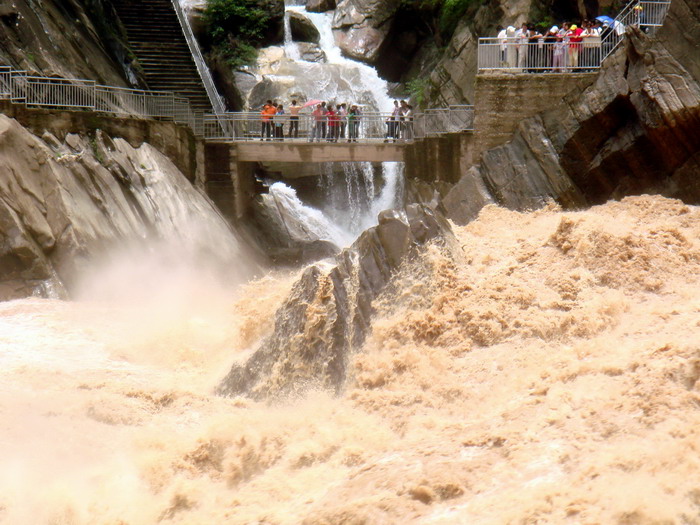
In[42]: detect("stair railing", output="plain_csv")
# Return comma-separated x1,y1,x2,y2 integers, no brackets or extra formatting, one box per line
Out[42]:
169,0,226,117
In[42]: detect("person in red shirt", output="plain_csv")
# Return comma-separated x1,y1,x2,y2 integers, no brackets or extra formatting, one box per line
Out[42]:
260,100,276,141
326,105,339,142
567,24,584,70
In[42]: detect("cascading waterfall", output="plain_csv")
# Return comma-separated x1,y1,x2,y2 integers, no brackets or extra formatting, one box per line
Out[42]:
271,0,404,246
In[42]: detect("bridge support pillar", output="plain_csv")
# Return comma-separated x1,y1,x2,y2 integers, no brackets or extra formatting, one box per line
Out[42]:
204,143,256,223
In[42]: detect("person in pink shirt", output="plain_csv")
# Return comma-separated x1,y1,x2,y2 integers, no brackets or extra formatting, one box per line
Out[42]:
309,104,324,142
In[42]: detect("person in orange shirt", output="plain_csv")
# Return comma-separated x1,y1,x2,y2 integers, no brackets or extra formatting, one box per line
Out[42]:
260,100,276,141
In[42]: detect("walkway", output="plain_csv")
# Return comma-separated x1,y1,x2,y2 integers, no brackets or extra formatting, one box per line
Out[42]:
477,0,670,72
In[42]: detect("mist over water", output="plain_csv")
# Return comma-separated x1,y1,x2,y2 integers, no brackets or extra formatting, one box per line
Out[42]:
3,195,700,523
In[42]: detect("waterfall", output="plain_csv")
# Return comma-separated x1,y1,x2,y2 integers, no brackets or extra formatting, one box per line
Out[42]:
267,2,404,247
283,8,301,61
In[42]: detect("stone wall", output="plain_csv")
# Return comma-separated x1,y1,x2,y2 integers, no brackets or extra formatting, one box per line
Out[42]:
404,132,475,185
473,72,596,156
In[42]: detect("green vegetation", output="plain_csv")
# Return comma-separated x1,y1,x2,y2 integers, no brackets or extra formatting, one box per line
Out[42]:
406,77,431,109
399,0,479,46
204,0,271,68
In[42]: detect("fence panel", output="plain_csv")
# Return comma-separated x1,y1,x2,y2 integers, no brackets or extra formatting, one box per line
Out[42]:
24,77,96,109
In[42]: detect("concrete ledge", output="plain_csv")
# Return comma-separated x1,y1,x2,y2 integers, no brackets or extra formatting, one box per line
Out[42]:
230,141,406,163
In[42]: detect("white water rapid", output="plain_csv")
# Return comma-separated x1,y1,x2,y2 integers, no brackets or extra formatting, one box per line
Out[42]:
264,1,404,247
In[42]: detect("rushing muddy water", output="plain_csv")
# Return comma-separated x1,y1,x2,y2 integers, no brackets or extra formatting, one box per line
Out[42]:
2,195,700,523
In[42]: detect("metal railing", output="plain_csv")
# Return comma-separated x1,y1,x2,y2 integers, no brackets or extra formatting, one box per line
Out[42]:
203,106,474,143
477,0,670,72
0,64,473,142
170,0,226,116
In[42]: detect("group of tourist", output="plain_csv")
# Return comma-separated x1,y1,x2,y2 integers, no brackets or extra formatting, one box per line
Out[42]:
308,102,363,143
495,18,623,72
384,99,415,142
259,99,416,142
260,100,362,142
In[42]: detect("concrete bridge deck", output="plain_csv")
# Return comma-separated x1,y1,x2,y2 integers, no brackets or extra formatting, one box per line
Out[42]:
212,140,407,163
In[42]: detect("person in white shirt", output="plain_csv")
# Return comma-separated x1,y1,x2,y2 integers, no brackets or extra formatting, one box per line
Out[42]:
515,23,529,71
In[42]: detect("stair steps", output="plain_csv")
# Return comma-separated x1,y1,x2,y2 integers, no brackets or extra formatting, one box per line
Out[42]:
112,0,213,114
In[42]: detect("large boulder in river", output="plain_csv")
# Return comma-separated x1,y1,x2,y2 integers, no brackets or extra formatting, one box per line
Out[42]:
289,11,320,44
218,204,453,399
332,0,401,64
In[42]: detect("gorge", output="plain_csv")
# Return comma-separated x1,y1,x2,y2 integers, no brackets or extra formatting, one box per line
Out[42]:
0,0,700,523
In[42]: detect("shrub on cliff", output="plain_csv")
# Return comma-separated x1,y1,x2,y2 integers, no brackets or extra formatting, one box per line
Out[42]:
204,0,273,67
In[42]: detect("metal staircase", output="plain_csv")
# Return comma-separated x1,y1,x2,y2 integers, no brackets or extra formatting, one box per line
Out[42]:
113,0,223,115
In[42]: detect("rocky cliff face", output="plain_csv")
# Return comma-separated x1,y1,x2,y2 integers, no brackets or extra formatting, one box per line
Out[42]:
0,115,249,300
441,0,700,224
0,0,137,86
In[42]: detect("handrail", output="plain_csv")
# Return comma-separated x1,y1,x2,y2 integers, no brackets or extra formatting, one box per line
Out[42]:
0,64,472,141
477,0,670,72
169,0,226,116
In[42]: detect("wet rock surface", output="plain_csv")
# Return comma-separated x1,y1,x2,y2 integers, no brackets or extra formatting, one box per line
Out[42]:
332,0,401,64
290,10,321,44
218,204,453,399
0,115,245,300
306,0,337,13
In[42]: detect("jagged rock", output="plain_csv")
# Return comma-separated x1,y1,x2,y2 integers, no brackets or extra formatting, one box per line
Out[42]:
289,11,320,44
250,184,341,265
0,115,249,300
331,0,401,64
306,0,336,13
218,204,453,399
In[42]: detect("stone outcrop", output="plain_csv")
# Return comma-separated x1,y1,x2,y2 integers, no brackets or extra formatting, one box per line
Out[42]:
0,115,249,300
440,0,700,224
332,0,401,64
218,204,453,399
290,11,321,44
306,0,337,13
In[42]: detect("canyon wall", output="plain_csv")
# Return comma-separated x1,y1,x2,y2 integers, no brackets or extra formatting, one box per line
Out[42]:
441,0,700,224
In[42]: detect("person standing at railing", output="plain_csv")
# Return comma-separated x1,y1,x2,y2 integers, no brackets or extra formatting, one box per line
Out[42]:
552,33,566,72
260,100,276,141
309,103,324,142
543,27,558,72
558,23,571,71
275,103,285,141
326,105,340,142
527,25,543,72
385,100,398,142
505,26,517,67
516,23,529,71
288,100,302,138
320,101,328,139
403,103,414,141
338,103,348,139
497,26,507,65
567,24,583,70
347,105,360,142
